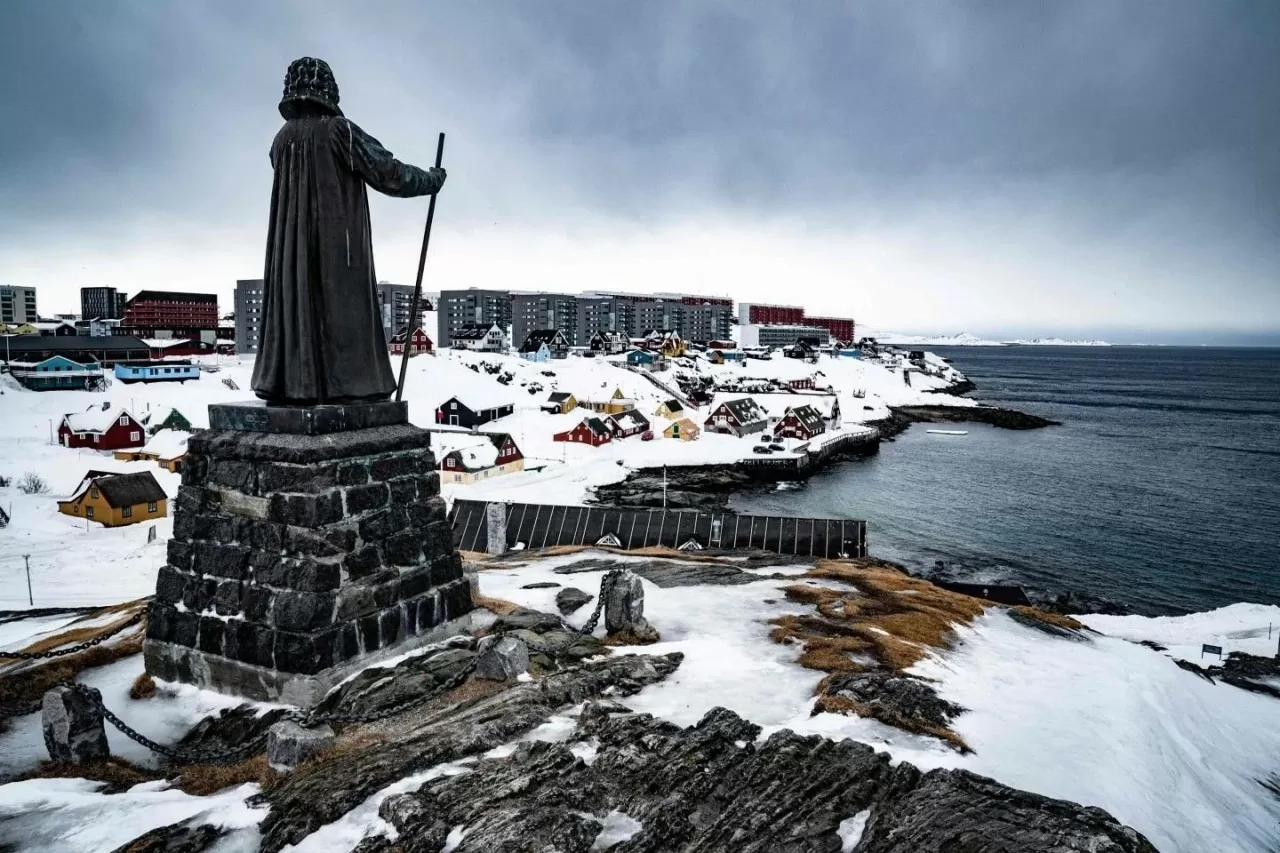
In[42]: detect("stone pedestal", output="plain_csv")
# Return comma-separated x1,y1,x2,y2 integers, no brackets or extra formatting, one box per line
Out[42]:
143,401,473,707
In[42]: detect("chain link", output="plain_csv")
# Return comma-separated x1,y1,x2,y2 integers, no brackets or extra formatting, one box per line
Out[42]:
0,612,143,660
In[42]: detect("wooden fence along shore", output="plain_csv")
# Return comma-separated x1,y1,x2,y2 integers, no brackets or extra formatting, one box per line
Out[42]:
450,498,868,560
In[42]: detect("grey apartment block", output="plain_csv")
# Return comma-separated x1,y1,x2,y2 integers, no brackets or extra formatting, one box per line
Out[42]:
376,282,419,340
511,292,579,348
235,279,265,354
0,285,38,324
576,294,634,342
437,289,511,348
81,286,123,321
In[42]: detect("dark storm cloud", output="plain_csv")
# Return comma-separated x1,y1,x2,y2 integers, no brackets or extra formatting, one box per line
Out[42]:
1,0,1277,332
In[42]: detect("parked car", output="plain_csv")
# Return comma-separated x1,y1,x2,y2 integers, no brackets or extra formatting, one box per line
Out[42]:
769,443,785,451
752,446,772,454
640,430,654,441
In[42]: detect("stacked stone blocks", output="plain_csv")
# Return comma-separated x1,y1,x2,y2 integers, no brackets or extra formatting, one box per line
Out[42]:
144,403,472,701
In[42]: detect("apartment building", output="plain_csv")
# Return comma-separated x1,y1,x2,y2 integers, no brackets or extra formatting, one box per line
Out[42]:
437,288,512,348
0,286,38,324
234,279,265,354
511,292,579,348
81,286,126,321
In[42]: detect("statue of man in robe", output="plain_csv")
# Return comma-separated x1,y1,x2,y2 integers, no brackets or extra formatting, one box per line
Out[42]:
251,57,446,405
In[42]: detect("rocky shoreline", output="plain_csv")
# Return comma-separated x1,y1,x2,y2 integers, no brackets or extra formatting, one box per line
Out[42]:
592,385,1057,511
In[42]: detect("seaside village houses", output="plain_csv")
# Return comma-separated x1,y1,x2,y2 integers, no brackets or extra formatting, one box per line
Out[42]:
58,404,147,451
541,391,578,415
773,404,828,442
56,470,168,528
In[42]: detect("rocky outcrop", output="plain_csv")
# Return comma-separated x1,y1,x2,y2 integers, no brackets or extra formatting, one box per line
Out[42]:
345,704,1158,853
590,465,758,511
41,685,109,765
555,587,593,615
1207,652,1280,699
891,405,1060,430
108,821,225,853
861,765,1159,852
257,652,684,852
817,673,967,748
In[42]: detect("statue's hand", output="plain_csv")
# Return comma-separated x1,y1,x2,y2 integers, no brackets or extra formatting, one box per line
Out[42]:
430,166,447,191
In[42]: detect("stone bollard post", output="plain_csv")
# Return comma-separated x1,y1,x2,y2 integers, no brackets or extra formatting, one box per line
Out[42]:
485,502,509,556
603,570,660,643
475,636,530,681
604,571,645,634
266,719,335,773
42,685,110,764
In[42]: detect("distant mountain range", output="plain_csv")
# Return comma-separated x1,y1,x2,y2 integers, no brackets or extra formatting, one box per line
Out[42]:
861,329,1111,347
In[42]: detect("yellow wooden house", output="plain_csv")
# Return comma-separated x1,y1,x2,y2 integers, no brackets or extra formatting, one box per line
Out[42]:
582,388,635,415
654,399,685,419
664,418,701,441
57,470,168,528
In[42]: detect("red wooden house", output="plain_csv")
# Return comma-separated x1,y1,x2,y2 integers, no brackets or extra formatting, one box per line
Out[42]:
390,326,433,356
58,405,146,451
774,404,827,441
553,417,613,447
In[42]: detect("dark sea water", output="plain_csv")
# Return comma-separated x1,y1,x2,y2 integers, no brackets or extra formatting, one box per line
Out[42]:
731,346,1280,616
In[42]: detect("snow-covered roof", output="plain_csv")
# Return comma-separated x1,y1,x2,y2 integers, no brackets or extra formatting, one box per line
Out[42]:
434,434,500,470
141,429,188,459
453,323,501,340
714,397,768,425
783,405,825,433
445,385,514,411
610,410,650,432
140,338,194,349
758,394,840,418
62,405,133,434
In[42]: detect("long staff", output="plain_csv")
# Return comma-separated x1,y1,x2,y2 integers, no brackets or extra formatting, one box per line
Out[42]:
395,132,445,402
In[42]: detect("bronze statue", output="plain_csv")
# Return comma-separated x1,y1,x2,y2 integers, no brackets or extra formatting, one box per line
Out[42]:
252,57,446,404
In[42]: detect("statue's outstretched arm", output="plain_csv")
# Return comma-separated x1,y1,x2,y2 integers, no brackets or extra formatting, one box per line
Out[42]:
333,117,445,198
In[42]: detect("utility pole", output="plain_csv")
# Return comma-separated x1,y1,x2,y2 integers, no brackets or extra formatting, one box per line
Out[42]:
663,465,668,510
22,554,32,606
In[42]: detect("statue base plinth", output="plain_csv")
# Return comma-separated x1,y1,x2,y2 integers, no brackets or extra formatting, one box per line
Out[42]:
143,403,471,707
208,400,408,435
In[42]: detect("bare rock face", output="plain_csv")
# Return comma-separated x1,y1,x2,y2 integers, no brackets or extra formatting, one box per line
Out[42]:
42,685,109,765
106,821,225,853
257,651,685,852
367,705,1158,853
859,766,1160,852
819,673,967,740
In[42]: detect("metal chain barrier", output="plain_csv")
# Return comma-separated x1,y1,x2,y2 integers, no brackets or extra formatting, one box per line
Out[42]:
0,612,143,660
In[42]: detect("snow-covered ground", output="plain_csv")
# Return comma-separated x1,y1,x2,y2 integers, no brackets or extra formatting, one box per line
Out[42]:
478,556,1280,853
0,341,966,610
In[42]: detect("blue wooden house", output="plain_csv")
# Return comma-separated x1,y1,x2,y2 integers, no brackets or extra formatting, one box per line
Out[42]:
113,361,201,384
626,349,660,367
6,355,104,391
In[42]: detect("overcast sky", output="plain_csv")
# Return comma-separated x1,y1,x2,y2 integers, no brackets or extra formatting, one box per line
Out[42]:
2,1,1277,342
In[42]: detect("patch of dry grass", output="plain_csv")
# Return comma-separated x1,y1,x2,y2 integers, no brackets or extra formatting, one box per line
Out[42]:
129,672,156,700
471,592,522,616
768,559,987,749
1010,606,1085,632
17,756,162,793
175,755,276,796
